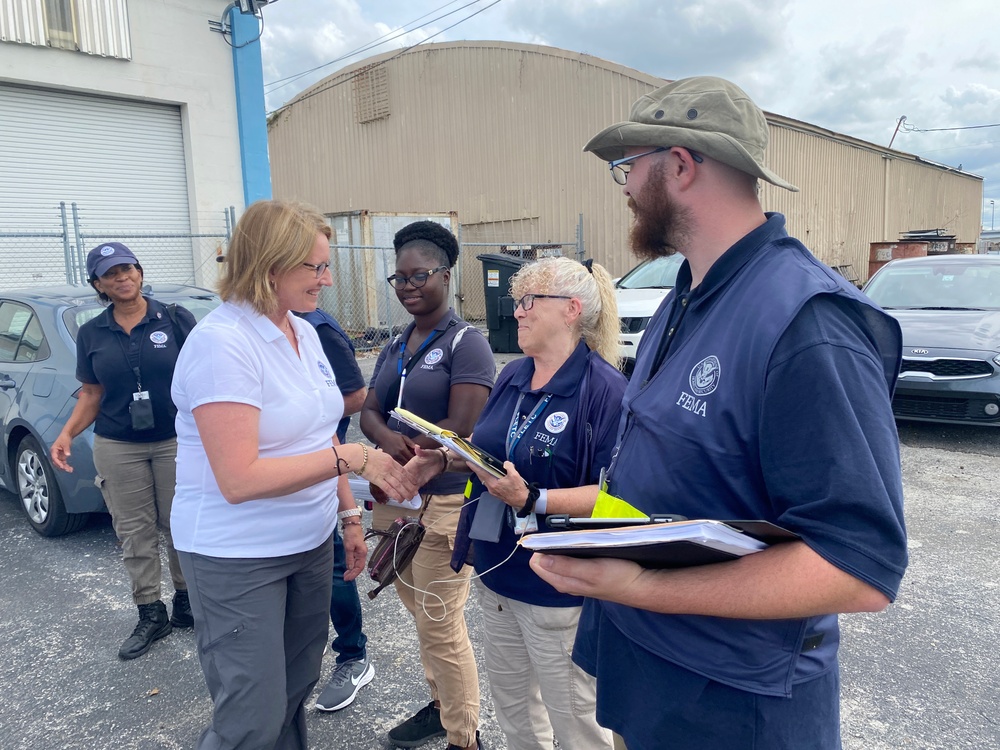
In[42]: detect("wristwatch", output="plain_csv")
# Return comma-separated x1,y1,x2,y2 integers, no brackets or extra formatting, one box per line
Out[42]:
337,507,362,520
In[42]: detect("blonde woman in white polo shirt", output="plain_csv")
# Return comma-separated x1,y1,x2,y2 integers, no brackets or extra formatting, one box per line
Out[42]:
170,200,417,750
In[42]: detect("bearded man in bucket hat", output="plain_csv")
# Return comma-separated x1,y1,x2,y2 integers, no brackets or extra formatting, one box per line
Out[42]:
530,76,908,749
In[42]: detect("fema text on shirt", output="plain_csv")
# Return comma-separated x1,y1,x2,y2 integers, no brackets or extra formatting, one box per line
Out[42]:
676,355,721,418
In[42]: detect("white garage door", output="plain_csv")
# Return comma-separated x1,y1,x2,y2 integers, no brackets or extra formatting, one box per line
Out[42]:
0,83,193,287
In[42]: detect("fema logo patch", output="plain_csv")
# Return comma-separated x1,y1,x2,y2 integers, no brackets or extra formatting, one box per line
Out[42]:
318,361,331,378
689,356,721,397
100,245,116,256
424,348,444,366
544,412,569,434
149,331,168,345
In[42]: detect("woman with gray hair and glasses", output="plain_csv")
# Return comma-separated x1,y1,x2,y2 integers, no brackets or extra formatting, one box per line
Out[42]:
409,255,627,750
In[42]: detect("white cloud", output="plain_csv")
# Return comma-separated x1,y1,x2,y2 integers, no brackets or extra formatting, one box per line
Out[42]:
259,0,1000,226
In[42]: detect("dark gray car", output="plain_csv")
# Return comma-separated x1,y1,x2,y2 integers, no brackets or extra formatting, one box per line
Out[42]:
863,255,1000,426
0,284,219,536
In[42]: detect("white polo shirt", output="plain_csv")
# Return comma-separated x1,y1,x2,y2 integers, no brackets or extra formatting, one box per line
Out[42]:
170,300,343,557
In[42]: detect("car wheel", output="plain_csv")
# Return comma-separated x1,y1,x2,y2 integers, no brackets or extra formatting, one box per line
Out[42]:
15,435,87,537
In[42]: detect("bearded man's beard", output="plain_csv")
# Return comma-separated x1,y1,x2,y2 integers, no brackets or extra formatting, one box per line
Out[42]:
627,169,694,261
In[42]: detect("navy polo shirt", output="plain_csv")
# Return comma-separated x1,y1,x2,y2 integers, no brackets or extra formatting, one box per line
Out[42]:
468,341,627,607
572,215,906,747
296,309,365,442
76,297,195,442
369,309,496,495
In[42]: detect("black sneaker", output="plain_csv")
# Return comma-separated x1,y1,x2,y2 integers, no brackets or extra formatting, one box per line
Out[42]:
387,701,446,748
445,730,486,750
170,590,194,629
118,601,172,660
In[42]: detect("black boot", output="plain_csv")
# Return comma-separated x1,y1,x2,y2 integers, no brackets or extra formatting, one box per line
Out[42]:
118,601,172,660
170,590,194,628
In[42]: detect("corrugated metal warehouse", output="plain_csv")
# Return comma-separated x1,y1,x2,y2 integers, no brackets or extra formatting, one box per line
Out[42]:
268,41,983,320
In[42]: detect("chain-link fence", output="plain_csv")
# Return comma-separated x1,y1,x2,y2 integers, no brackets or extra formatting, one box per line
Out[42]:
0,201,233,290
0,202,78,288
2,202,589,357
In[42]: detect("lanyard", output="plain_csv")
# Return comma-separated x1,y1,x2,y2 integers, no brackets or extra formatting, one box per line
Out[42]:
505,392,552,460
112,312,146,391
395,322,452,409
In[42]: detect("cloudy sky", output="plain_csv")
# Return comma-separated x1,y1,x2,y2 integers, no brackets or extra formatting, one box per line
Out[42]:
258,0,1000,230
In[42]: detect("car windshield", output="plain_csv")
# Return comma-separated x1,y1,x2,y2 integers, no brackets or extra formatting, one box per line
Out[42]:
61,294,220,341
864,262,1000,310
616,254,685,289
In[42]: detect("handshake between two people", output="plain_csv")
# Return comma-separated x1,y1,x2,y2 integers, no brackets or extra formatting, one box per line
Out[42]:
367,432,530,511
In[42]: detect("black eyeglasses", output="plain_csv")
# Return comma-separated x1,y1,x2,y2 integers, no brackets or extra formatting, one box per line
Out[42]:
387,266,448,290
608,147,703,185
514,294,572,311
302,261,331,278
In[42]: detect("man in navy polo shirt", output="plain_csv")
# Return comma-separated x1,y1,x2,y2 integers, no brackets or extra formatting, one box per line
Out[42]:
531,76,908,749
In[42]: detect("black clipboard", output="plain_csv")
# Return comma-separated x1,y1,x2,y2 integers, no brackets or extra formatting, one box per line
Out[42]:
545,514,688,529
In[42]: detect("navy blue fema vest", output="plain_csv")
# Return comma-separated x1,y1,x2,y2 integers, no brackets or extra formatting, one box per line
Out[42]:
603,230,900,697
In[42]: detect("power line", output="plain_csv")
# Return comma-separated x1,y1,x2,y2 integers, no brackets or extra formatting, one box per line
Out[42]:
263,0,489,95
903,121,1000,133
266,0,504,118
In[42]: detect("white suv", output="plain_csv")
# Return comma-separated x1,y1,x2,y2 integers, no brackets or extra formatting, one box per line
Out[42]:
616,254,684,378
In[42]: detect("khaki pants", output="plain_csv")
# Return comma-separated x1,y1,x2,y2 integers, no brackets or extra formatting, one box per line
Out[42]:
373,493,480,747
476,581,612,750
93,435,185,605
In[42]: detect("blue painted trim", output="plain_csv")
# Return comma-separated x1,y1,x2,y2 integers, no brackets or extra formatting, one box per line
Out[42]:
231,8,271,205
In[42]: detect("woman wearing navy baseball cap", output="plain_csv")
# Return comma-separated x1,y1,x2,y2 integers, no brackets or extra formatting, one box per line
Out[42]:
51,242,196,660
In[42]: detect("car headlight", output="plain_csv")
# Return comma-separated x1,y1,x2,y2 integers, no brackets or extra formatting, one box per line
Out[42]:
994,353,1000,368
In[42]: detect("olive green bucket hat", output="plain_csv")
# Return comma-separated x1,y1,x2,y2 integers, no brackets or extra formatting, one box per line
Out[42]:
584,75,799,192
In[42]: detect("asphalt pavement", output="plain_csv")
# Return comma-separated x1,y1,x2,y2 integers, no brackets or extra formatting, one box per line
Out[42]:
0,351,997,749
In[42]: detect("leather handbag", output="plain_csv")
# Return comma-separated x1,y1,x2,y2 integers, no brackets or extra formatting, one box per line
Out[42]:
365,516,425,600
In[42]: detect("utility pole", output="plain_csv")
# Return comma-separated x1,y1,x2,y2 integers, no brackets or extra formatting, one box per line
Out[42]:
991,200,995,231
888,115,906,149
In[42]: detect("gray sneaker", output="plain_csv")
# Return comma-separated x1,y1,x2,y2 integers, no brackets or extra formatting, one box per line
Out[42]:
314,656,375,712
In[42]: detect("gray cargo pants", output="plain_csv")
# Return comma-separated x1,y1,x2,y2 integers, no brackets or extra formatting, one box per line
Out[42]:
177,535,334,750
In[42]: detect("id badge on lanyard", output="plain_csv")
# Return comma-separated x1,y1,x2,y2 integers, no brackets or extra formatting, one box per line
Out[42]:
512,513,538,534
117,326,155,431
506,392,551,535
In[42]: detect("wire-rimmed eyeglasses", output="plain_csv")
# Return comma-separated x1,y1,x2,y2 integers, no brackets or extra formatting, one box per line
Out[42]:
301,261,331,278
514,293,572,312
387,266,448,290
608,147,703,185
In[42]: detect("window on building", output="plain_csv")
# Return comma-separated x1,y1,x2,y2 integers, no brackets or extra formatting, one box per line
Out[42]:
353,64,390,124
0,0,130,59
43,0,78,51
